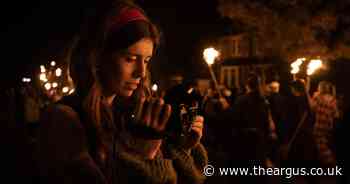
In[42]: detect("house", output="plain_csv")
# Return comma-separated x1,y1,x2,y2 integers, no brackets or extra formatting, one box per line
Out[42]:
213,32,277,90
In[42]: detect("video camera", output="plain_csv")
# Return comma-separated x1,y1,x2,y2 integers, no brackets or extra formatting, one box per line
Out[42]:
121,82,201,140
163,82,201,138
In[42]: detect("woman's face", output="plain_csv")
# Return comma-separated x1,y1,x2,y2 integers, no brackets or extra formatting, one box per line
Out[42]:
101,38,153,97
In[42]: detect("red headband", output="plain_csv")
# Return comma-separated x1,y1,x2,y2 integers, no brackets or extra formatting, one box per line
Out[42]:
106,7,149,33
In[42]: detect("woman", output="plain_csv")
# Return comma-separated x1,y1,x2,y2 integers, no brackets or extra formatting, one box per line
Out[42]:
38,1,207,183
310,81,339,167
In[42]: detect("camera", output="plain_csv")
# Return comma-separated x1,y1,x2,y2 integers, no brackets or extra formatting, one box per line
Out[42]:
121,83,201,140
179,103,199,133
163,82,201,138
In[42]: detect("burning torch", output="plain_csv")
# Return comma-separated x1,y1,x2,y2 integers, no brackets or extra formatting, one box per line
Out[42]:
290,58,305,81
203,47,221,97
306,59,323,91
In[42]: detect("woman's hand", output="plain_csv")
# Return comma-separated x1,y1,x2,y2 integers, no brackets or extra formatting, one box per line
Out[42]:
124,90,172,159
133,95,172,135
178,115,204,150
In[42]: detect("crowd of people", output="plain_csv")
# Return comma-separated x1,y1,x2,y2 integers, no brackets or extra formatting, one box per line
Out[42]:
198,74,346,184
0,0,348,184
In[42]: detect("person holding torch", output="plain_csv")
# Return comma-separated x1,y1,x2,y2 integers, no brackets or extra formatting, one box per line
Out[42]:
304,58,338,168
203,47,230,111
310,81,339,168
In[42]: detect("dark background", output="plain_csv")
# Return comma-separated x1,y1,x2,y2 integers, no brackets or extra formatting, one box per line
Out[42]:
1,0,350,100
1,0,228,88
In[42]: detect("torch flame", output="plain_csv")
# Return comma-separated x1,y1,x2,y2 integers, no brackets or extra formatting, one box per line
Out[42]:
290,58,305,74
291,68,300,74
307,59,323,75
203,48,219,65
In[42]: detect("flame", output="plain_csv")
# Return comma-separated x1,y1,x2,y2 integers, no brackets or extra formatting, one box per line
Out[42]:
307,59,323,75
151,84,158,92
55,68,62,77
39,73,48,82
291,68,300,74
44,83,52,90
68,88,75,94
52,82,58,88
290,58,305,74
203,48,219,65
40,65,46,73
22,77,31,83
62,86,69,93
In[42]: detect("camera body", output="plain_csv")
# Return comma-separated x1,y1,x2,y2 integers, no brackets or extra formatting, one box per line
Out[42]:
163,83,201,138
178,103,199,135
121,84,201,140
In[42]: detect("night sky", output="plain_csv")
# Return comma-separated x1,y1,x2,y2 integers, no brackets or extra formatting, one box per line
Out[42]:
1,0,225,88
3,0,350,99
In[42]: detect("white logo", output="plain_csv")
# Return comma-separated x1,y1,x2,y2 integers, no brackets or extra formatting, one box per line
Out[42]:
203,165,215,176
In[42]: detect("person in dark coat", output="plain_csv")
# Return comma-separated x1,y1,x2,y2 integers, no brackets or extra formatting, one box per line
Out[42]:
230,73,275,184
281,79,319,184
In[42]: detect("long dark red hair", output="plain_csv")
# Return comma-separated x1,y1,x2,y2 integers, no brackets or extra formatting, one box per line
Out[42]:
66,0,160,163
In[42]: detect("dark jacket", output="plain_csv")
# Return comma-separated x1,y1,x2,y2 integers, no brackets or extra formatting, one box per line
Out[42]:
231,91,271,163
37,96,208,184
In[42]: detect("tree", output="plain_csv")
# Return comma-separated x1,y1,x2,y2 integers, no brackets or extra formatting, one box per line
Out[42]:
217,0,350,61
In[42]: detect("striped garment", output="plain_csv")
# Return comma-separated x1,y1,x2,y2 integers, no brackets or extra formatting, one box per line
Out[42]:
312,94,338,166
